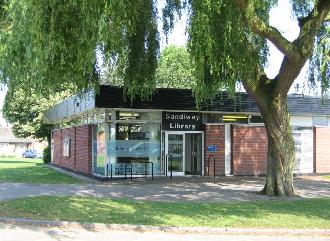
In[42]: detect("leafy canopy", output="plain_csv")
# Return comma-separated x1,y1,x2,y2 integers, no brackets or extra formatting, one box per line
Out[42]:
3,85,72,141
156,45,196,88
0,0,329,103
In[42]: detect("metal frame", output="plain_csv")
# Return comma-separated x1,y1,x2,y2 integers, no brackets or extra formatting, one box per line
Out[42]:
165,131,185,176
164,130,204,176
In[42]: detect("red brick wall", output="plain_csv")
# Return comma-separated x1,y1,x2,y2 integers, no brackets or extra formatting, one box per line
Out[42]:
53,129,62,167
75,126,93,174
52,125,92,175
314,127,330,173
232,125,267,176
204,125,226,176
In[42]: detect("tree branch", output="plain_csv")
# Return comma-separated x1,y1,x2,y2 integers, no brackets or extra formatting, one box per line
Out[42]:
297,0,330,52
274,0,330,95
234,0,297,60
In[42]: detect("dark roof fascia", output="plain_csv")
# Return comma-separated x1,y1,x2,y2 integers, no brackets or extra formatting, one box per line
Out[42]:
95,85,259,113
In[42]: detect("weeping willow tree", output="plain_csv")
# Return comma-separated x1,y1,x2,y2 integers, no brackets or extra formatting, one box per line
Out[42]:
0,0,329,196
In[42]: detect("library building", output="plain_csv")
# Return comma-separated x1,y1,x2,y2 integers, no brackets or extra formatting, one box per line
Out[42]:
44,85,330,179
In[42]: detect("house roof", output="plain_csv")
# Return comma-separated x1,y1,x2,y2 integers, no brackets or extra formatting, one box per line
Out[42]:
0,127,33,144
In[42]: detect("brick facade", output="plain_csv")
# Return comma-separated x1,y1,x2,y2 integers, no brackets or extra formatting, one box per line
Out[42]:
75,126,93,174
53,130,62,167
204,124,226,176
51,124,330,178
52,125,92,175
232,125,267,176
313,127,330,173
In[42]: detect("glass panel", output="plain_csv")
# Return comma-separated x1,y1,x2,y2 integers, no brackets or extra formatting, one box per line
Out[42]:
117,111,133,121
92,124,106,175
116,111,161,121
136,112,161,121
192,133,202,174
168,134,184,172
107,122,161,175
204,113,222,123
94,111,105,123
250,115,263,123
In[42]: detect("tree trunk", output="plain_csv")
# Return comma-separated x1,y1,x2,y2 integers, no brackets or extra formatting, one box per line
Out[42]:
259,96,296,196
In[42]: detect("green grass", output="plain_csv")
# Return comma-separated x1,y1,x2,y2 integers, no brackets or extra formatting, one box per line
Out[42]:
0,196,329,229
324,176,330,180
0,158,83,184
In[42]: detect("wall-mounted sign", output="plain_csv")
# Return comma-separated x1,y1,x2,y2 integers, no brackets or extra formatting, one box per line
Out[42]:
207,145,217,152
162,112,203,131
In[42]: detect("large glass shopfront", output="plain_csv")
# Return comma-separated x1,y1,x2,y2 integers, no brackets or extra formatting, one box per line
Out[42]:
92,111,161,176
107,122,161,175
92,110,204,177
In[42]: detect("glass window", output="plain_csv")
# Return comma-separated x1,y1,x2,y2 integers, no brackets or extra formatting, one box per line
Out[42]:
117,111,132,121
94,111,105,123
204,113,222,123
62,137,70,157
116,111,161,121
107,122,161,175
92,124,106,175
250,115,263,123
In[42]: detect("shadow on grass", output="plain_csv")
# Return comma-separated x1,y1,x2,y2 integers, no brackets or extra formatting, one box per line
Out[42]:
1,196,329,229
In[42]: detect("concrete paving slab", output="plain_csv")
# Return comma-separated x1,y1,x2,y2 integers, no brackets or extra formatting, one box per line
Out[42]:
0,176,329,202
0,223,330,241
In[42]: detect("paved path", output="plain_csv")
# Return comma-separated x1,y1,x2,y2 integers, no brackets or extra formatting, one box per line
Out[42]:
0,176,329,202
1,224,330,241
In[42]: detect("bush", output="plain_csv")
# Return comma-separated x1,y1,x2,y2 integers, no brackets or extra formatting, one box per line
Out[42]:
43,145,51,163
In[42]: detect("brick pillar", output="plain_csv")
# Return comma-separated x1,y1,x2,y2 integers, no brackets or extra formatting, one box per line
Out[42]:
76,125,93,174
204,124,226,176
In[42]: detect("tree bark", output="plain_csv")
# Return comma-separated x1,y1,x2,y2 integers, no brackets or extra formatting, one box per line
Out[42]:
259,95,296,196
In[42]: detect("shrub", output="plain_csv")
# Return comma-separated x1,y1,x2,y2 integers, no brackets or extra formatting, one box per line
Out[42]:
43,145,51,163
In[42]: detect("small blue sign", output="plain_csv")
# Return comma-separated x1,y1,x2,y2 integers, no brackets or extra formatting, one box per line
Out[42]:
207,145,217,152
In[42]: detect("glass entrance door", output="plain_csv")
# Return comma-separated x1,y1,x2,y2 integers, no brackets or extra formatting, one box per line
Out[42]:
188,133,202,175
165,133,185,175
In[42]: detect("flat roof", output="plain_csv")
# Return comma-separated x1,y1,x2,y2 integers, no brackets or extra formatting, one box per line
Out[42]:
44,85,330,123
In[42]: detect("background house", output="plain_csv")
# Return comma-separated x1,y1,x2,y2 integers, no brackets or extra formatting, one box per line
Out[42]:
0,84,45,157
0,127,33,157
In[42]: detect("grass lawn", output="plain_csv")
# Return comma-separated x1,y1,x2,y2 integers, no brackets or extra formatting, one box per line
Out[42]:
0,158,83,184
0,196,329,229
324,176,330,180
